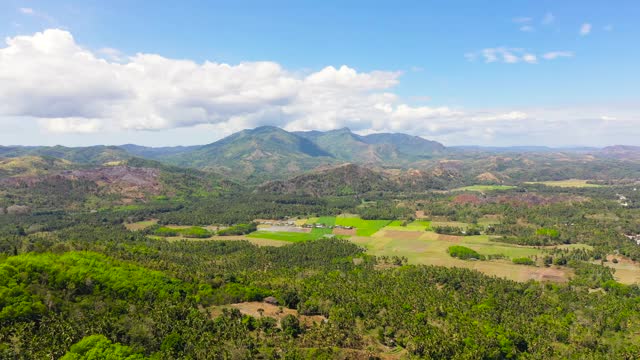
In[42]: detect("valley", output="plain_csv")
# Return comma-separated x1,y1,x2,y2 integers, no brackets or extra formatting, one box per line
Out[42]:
2,126,640,358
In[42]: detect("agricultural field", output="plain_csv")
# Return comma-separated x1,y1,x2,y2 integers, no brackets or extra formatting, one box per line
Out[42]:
334,216,392,236
525,179,603,188
349,229,574,282
382,220,432,232
452,185,517,192
247,227,333,242
306,216,336,226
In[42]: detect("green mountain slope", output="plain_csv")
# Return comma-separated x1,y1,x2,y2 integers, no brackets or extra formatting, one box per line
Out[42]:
165,126,338,181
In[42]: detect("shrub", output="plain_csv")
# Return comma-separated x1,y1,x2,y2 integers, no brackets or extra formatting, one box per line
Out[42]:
448,246,484,260
218,222,258,236
512,257,536,266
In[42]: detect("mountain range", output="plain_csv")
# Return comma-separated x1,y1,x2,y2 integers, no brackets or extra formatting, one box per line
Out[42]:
1,126,639,183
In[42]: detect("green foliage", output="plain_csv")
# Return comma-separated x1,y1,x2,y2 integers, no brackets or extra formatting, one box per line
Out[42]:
434,225,481,236
217,222,257,236
536,228,560,238
61,335,147,360
281,314,302,337
512,257,536,266
448,245,484,260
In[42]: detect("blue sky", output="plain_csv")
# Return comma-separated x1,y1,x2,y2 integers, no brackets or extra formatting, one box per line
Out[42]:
0,0,638,146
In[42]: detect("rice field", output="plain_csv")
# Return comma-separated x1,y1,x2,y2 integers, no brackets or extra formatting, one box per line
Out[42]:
247,227,333,242
334,217,392,236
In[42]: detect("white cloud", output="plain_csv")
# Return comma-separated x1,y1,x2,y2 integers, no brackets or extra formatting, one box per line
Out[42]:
471,111,528,122
1,29,636,147
19,8,34,15
468,47,568,64
0,28,494,137
542,51,574,60
520,25,534,32
38,118,104,133
522,54,537,64
542,12,555,25
580,23,592,36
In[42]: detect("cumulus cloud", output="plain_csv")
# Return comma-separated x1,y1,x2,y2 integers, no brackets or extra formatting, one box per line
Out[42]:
1,29,635,147
580,23,592,36
19,8,34,15
1,28,524,138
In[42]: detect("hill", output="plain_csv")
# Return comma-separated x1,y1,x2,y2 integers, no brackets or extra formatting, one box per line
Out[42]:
0,145,131,165
0,157,238,212
258,163,396,196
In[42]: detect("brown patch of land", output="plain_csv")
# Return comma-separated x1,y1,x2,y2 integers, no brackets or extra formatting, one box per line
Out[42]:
378,230,424,240
210,302,326,326
333,228,357,236
436,234,463,242
526,267,570,283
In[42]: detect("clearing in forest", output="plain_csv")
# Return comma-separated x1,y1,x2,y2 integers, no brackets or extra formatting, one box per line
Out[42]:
351,230,574,282
210,302,326,326
124,219,158,230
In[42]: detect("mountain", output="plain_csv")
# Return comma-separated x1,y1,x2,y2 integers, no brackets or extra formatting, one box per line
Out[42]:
165,126,337,181
361,132,445,156
295,128,390,162
597,145,640,161
295,128,445,162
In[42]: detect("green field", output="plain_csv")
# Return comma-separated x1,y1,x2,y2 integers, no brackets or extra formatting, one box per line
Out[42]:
525,179,603,188
453,185,517,192
335,217,392,236
306,216,336,226
383,220,432,231
247,227,333,242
